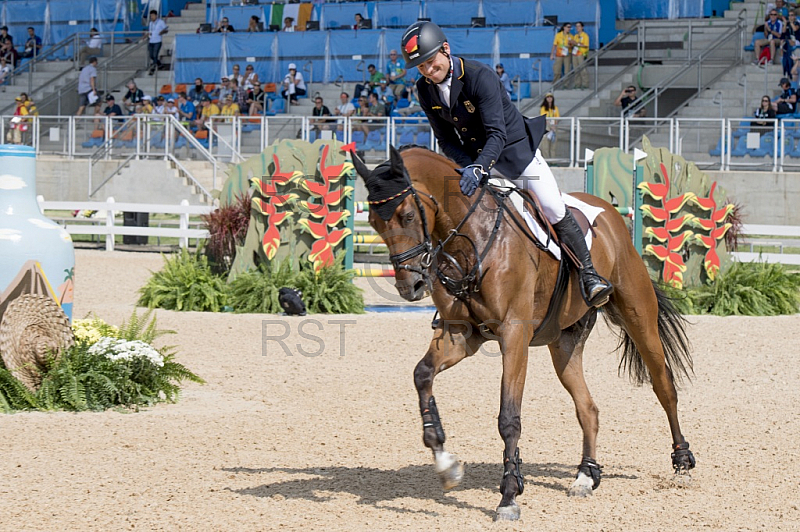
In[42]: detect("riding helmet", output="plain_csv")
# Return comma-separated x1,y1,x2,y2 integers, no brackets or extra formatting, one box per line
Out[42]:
401,21,447,68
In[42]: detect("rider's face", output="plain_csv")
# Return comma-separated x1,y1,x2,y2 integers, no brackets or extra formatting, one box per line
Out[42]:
417,42,450,84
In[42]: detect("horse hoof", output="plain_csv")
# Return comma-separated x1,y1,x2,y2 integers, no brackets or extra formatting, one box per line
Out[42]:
672,471,693,487
568,471,595,497
435,451,464,491
494,503,520,521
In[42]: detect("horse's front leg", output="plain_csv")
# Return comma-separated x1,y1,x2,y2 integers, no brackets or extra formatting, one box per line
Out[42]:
414,320,484,491
495,319,533,521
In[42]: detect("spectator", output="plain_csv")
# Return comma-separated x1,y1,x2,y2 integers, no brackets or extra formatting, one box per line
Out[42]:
354,94,370,137
242,64,259,90
354,13,368,30
153,95,166,114
753,94,777,134
550,22,572,84
755,10,784,65
282,17,295,32
122,80,144,114
355,63,385,97
776,0,790,19
367,91,386,118
215,17,235,33
247,15,261,33
227,64,243,86
395,83,423,116
539,92,560,160
782,12,800,78
334,91,355,117
0,56,11,89
80,28,103,64
76,56,98,116
188,78,208,103
375,78,394,107
218,76,233,102
221,93,240,116
2,40,19,68
176,92,196,124
310,96,332,134
231,78,249,114
247,82,268,116
140,95,154,114
495,63,512,98
194,95,221,130
386,49,407,99
0,26,12,48
772,77,797,114
21,27,42,59
570,22,590,89
7,96,30,144
145,10,168,75
95,94,123,126
281,63,306,104
614,85,646,117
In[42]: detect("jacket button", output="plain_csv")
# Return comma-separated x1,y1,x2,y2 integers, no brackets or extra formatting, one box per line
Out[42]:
461,127,467,132
477,149,482,153
454,117,458,121
470,138,476,142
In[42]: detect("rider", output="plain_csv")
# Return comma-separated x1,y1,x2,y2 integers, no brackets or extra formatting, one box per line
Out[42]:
400,21,612,307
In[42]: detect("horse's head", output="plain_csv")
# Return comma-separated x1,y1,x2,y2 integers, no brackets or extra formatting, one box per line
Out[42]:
352,146,437,302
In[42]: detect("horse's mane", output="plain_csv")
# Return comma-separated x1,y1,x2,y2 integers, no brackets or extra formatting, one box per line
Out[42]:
398,144,436,154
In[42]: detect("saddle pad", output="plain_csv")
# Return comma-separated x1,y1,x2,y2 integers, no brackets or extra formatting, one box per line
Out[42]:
488,178,604,261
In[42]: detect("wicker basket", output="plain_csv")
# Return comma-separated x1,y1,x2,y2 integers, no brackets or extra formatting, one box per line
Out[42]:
0,294,75,391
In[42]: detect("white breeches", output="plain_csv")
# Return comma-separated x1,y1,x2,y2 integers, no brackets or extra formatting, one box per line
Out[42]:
509,149,566,223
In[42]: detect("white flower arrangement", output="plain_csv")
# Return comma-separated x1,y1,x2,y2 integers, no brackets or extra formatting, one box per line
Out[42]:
88,337,165,367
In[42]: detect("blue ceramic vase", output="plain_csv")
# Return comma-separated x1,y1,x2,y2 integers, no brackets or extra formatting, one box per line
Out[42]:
0,144,75,322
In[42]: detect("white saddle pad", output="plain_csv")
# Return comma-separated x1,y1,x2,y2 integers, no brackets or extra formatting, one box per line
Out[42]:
488,178,604,261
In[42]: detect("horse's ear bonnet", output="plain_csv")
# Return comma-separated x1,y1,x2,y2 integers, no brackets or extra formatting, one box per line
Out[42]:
358,146,413,221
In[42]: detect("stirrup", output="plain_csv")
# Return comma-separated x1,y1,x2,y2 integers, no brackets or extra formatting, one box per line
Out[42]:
580,271,613,308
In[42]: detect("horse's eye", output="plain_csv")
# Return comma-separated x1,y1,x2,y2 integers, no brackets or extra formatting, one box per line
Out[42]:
403,211,415,224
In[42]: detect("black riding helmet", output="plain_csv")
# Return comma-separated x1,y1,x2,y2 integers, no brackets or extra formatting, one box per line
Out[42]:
401,21,447,68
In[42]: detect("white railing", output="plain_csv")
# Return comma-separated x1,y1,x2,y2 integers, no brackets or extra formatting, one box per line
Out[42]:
9,114,800,171
733,224,800,265
37,197,212,251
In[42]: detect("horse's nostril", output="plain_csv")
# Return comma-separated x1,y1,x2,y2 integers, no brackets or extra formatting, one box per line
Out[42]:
414,280,426,294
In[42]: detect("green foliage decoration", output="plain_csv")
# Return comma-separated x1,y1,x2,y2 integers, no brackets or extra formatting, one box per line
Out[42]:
0,310,203,413
138,249,228,312
661,261,800,316
228,259,297,314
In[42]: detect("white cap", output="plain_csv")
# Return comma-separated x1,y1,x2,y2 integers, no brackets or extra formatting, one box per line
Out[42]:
288,63,297,70
143,94,152,101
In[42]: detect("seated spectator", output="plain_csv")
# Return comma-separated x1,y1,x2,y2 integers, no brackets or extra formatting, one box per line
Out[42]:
215,17,235,33
247,15,261,33
194,95,221,131
355,63,385,98
221,93,240,116
80,28,103,64
282,17,295,32
375,78,394,107
0,26,12,48
228,64,243,86
2,40,19,68
242,64,259,90
772,77,797,114
333,91,355,117
367,91,386,119
0,56,11,88
354,13,367,30
783,12,800,77
753,94,777,134
281,63,306,104
21,27,42,59
188,78,208,104
496,63,512,98
140,95,154,114
310,96,332,134
218,77,233,102
395,84,423,116
153,95,166,114
163,97,179,120
122,80,144,114
614,85,646,117
230,78,248,114
176,92,196,124
755,10,784,65
246,82,267,116
776,0,791,19
96,94,123,122
386,49,407,99
354,94,370,136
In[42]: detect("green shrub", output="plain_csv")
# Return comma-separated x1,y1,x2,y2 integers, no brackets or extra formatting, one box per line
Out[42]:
138,249,228,312
228,259,297,313
295,257,365,314
0,310,203,413
661,261,800,316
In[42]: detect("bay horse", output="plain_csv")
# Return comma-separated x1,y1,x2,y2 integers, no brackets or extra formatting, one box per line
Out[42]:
351,146,695,521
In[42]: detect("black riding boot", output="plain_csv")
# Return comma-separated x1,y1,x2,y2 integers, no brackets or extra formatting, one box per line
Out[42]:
553,209,613,307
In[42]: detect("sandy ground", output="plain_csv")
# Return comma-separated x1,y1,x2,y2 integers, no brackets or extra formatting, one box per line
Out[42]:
1,249,799,531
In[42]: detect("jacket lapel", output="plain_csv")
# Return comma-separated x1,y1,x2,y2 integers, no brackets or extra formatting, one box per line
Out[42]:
448,57,465,110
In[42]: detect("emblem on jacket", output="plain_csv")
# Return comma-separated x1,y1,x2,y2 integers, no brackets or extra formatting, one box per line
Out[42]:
464,100,475,113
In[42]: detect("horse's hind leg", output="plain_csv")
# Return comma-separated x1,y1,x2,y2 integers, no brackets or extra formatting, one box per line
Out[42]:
548,311,603,498
414,321,484,491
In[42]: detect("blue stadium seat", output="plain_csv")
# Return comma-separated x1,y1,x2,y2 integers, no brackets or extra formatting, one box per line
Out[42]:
364,130,383,150
81,137,103,149
750,134,774,157
733,119,751,137
351,130,365,147
416,130,431,147
730,136,749,157
709,138,725,157
398,128,415,145
396,98,410,109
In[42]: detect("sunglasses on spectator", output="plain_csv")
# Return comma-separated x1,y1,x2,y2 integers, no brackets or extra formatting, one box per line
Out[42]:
246,66,253,70
763,99,771,102
771,13,778,16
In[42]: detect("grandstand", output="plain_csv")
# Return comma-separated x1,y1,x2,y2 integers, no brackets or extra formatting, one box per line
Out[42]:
5,0,796,224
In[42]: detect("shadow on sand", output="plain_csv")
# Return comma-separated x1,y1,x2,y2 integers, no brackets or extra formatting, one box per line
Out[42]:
224,461,639,517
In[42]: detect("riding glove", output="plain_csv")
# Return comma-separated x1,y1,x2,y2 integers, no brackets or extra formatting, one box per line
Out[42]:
457,164,487,196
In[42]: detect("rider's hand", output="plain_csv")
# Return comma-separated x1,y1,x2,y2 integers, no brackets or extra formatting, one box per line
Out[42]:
456,164,486,197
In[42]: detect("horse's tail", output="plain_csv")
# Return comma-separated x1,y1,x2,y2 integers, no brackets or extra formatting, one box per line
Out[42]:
605,280,694,387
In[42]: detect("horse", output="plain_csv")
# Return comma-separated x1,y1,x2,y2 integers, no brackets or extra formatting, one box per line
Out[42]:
350,145,695,522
